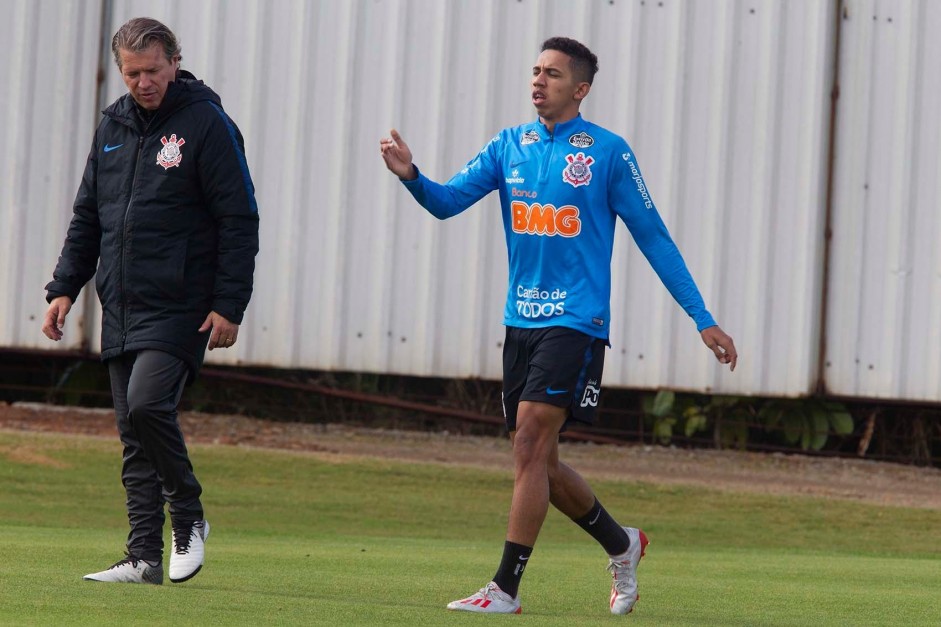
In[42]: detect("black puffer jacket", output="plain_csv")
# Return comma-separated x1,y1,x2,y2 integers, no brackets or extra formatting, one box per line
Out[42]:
46,71,259,378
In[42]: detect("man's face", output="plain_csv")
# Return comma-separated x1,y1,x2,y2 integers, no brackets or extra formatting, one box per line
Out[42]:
531,49,589,123
118,43,179,110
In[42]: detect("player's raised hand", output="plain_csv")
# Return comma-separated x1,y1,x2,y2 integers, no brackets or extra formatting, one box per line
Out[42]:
701,325,738,371
379,129,417,180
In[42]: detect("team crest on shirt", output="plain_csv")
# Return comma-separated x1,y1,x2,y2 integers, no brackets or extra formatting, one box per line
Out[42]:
520,130,540,145
568,131,594,148
562,152,594,187
156,134,185,169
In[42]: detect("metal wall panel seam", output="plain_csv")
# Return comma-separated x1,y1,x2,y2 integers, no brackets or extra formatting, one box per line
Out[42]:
816,0,845,395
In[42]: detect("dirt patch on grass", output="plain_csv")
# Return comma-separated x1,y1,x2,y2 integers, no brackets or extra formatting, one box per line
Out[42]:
0,444,71,469
2,402,940,510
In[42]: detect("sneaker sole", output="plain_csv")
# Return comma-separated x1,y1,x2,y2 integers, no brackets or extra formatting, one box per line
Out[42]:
169,563,202,584
446,605,522,614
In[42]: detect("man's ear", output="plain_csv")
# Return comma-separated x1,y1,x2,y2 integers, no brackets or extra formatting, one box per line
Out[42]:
574,82,592,102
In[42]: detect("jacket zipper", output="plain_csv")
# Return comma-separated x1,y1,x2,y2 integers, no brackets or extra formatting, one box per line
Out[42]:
120,134,146,347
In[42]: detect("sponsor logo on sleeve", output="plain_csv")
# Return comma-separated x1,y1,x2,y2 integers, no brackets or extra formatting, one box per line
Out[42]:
156,134,185,169
520,130,540,145
623,152,653,209
562,152,594,188
568,131,594,148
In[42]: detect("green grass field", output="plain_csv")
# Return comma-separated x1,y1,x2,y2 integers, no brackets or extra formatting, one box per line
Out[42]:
1,430,939,626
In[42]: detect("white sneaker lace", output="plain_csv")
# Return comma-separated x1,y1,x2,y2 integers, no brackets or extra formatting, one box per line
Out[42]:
477,582,501,599
106,553,157,570
607,559,634,592
109,556,139,570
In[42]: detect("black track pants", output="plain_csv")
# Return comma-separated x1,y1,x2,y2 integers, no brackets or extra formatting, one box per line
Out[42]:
108,350,203,562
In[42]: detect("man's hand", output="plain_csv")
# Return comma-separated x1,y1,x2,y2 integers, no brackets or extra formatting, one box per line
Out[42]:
199,311,240,350
379,129,417,180
42,296,73,341
701,325,738,371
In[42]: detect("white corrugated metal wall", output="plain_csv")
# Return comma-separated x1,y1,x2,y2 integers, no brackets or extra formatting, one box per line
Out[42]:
3,0,936,401
826,0,941,401
0,0,102,352
597,0,834,396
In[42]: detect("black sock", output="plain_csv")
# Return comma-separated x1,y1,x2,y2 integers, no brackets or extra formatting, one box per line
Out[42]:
573,498,630,555
492,541,532,598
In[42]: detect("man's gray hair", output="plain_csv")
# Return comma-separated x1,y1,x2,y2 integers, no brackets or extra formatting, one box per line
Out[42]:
111,17,181,68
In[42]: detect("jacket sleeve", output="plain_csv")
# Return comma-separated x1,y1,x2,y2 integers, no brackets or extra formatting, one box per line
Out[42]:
401,135,501,219
609,140,716,332
198,103,260,324
45,135,102,303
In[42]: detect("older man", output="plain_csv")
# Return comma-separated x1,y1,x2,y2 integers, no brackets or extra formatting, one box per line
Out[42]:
42,17,259,584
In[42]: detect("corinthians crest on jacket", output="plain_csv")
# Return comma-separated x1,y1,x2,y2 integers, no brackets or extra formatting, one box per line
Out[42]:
156,134,186,169
562,152,594,187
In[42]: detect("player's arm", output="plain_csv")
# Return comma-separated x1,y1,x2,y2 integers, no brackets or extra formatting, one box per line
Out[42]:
611,145,737,370
380,129,499,219
43,134,103,339
196,104,260,349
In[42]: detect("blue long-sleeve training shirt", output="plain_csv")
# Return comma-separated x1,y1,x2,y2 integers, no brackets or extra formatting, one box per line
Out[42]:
402,114,716,340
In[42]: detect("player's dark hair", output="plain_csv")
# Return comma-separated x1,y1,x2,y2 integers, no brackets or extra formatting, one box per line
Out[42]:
541,37,599,85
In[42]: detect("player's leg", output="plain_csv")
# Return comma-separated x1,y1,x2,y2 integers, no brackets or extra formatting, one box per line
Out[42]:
554,340,649,615
83,353,164,584
124,350,208,583
450,327,600,612
545,442,594,517
506,401,567,544
447,401,563,614
494,401,566,594
546,442,629,554
447,328,536,613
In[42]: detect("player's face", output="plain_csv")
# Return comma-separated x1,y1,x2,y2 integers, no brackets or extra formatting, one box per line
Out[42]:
531,49,589,125
119,43,180,111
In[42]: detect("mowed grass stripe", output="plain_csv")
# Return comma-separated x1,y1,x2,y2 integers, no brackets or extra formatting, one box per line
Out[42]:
0,430,939,625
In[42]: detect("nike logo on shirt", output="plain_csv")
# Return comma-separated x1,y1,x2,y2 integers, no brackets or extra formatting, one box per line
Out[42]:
103,143,124,152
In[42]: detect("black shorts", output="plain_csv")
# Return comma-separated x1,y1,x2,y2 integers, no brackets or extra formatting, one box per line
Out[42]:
502,326,606,432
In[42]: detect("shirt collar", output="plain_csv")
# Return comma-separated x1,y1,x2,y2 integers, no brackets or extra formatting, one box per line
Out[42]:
534,112,584,137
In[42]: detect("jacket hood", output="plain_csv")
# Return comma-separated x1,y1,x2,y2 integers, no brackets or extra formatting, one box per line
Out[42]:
103,70,222,129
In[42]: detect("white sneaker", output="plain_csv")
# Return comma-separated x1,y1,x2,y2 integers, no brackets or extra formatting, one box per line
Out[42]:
608,527,649,615
83,555,163,584
446,581,522,614
169,519,209,583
